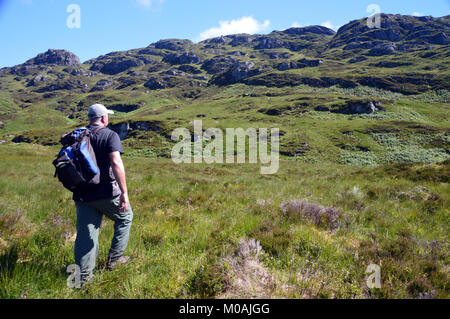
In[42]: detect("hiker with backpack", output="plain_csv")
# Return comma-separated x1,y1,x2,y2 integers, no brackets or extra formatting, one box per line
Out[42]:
53,103,133,286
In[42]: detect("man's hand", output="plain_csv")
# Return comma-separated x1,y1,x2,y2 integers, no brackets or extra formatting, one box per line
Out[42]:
119,192,130,213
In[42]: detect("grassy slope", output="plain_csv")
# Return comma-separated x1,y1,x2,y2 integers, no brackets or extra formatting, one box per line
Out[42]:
0,144,448,298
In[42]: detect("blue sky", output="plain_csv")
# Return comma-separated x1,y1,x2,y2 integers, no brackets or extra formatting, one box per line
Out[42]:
0,0,448,68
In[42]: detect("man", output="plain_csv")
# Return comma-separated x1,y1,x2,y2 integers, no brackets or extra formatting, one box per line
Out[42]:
73,103,133,285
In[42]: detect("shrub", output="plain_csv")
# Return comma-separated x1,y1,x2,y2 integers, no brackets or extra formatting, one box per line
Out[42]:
279,200,340,229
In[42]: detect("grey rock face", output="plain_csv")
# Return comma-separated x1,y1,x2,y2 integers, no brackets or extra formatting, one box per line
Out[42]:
282,25,336,36
108,121,163,139
178,64,202,74
162,52,201,65
210,60,260,85
227,34,255,47
334,100,384,114
144,77,169,90
254,36,284,49
27,74,48,86
161,69,186,77
297,58,323,67
90,79,113,92
369,43,397,56
202,56,237,74
97,59,142,75
277,62,299,71
35,79,87,93
231,61,257,82
27,49,80,66
152,39,193,51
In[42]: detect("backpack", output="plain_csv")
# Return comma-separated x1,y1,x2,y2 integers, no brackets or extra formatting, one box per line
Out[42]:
52,126,105,192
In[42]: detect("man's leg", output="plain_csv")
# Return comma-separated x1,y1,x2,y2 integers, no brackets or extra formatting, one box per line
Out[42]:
74,201,103,282
90,195,133,263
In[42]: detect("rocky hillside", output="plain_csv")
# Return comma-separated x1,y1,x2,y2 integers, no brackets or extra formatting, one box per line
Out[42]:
0,13,449,163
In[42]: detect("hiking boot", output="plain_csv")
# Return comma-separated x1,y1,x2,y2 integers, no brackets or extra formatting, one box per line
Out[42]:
106,255,130,271
79,273,93,288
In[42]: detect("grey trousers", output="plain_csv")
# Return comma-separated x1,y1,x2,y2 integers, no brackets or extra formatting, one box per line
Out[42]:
74,195,133,280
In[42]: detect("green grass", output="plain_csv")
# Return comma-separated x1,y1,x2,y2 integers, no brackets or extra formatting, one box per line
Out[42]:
0,143,448,298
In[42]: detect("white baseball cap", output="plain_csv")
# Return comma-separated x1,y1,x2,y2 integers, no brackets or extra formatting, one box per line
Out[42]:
88,103,114,118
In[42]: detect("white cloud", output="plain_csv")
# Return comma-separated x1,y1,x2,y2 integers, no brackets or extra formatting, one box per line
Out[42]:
291,22,302,28
321,20,333,29
412,12,424,17
198,16,271,41
136,0,164,8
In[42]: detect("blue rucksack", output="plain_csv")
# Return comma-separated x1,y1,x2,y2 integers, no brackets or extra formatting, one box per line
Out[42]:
53,126,104,192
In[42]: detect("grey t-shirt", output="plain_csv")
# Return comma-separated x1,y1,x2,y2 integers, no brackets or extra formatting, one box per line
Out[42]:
73,124,124,202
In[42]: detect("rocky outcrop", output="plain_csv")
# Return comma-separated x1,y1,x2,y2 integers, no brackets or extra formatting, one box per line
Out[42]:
162,52,201,65
64,68,99,77
329,14,450,50
35,79,87,92
331,100,384,114
266,51,292,59
282,25,336,36
152,39,193,51
227,34,256,47
108,121,164,139
25,49,80,66
90,79,113,92
144,77,168,90
201,56,237,74
115,77,137,90
178,64,202,74
108,104,141,113
27,74,48,87
210,61,260,85
277,62,298,71
91,58,142,75
254,36,284,49
144,76,205,90
297,58,323,67
161,69,186,76
369,43,397,56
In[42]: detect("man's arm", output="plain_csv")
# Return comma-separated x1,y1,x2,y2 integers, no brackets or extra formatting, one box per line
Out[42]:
109,151,129,212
